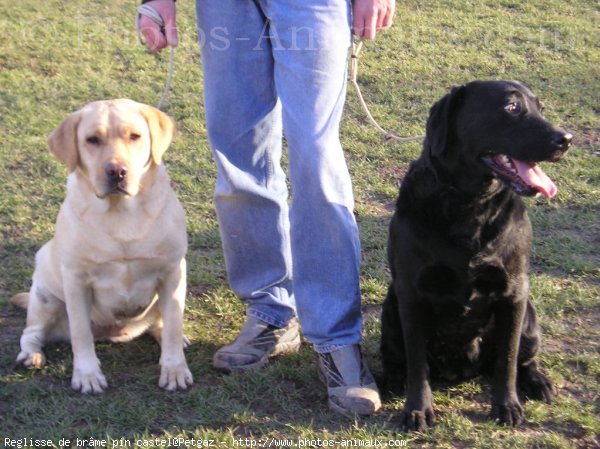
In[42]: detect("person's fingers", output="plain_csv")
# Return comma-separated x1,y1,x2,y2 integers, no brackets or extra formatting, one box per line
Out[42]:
164,10,179,47
353,0,395,40
353,6,377,40
380,3,395,30
352,8,364,38
376,7,386,30
140,16,167,52
364,8,378,40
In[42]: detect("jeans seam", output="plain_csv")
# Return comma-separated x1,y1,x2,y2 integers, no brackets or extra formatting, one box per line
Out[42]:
264,101,278,190
314,343,356,354
248,308,288,328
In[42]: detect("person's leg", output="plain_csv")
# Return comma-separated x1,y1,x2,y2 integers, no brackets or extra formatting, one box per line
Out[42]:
264,0,380,414
266,0,360,352
196,0,299,370
196,1,295,326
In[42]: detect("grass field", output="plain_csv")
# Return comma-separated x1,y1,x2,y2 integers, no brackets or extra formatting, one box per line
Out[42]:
0,0,599,448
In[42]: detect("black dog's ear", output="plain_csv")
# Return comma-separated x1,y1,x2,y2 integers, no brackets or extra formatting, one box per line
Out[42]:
426,85,466,157
508,79,531,92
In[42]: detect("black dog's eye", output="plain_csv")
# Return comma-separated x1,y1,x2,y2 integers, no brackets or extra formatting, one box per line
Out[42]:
504,102,521,114
86,136,101,145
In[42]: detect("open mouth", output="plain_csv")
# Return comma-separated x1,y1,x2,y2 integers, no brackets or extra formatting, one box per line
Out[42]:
481,154,558,198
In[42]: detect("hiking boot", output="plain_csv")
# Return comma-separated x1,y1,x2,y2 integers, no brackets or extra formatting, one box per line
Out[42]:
213,316,301,373
318,345,382,416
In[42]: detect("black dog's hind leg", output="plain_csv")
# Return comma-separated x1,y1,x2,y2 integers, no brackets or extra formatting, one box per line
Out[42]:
517,301,555,403
380,284,406,396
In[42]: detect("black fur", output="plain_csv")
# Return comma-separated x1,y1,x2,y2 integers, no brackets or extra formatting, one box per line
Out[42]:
380,81,571,431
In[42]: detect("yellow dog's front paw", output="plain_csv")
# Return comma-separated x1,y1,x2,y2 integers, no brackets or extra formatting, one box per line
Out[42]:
16,350,46,369
71,364,108,394
159,362,193,391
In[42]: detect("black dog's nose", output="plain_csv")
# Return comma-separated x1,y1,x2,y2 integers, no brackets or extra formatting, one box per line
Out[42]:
105,162,128,181
552,132,573,151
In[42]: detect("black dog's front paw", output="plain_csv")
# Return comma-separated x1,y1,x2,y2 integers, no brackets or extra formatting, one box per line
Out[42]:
491,399,524,427
518,364,555,403
400,406,436,432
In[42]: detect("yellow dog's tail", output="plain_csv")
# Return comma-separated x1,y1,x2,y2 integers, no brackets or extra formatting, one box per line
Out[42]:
10,293,29,309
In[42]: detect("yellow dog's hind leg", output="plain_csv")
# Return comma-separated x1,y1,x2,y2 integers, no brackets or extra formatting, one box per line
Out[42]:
14,283,69,368
149,317,191,349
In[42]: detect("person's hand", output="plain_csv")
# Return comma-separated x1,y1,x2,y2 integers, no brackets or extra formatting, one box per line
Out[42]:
138,0,178,53
352,0,395,40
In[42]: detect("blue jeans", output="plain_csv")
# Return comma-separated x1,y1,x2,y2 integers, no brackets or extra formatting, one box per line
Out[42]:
196,0,361,352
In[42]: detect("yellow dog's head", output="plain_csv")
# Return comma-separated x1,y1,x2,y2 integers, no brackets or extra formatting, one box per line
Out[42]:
48,99,174,198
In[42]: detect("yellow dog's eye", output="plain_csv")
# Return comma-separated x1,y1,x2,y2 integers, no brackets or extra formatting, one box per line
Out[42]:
86,136,101,145
129,133,141,142
504,102,521,114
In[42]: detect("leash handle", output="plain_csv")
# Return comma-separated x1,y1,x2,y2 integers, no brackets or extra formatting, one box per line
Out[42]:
350,37,424,143
136,4,165,45
135,4,175,110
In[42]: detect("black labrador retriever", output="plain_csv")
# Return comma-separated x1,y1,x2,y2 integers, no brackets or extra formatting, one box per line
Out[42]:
380,80,572,431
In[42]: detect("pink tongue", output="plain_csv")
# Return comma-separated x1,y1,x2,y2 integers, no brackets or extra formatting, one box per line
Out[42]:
513,160,557,198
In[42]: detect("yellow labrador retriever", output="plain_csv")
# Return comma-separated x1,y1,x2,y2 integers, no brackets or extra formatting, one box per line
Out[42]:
12,99,193,394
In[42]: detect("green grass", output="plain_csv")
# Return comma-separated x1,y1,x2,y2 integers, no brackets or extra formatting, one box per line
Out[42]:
1,0,599,447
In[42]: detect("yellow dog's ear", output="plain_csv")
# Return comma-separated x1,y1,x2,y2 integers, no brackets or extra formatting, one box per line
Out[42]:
140,106,175,165
48,110,82,173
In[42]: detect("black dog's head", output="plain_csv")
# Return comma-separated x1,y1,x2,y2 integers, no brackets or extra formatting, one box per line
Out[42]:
425,80,572,197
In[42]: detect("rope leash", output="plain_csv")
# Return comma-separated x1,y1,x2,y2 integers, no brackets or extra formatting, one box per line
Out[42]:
350,39,424,143
136,4,175,110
